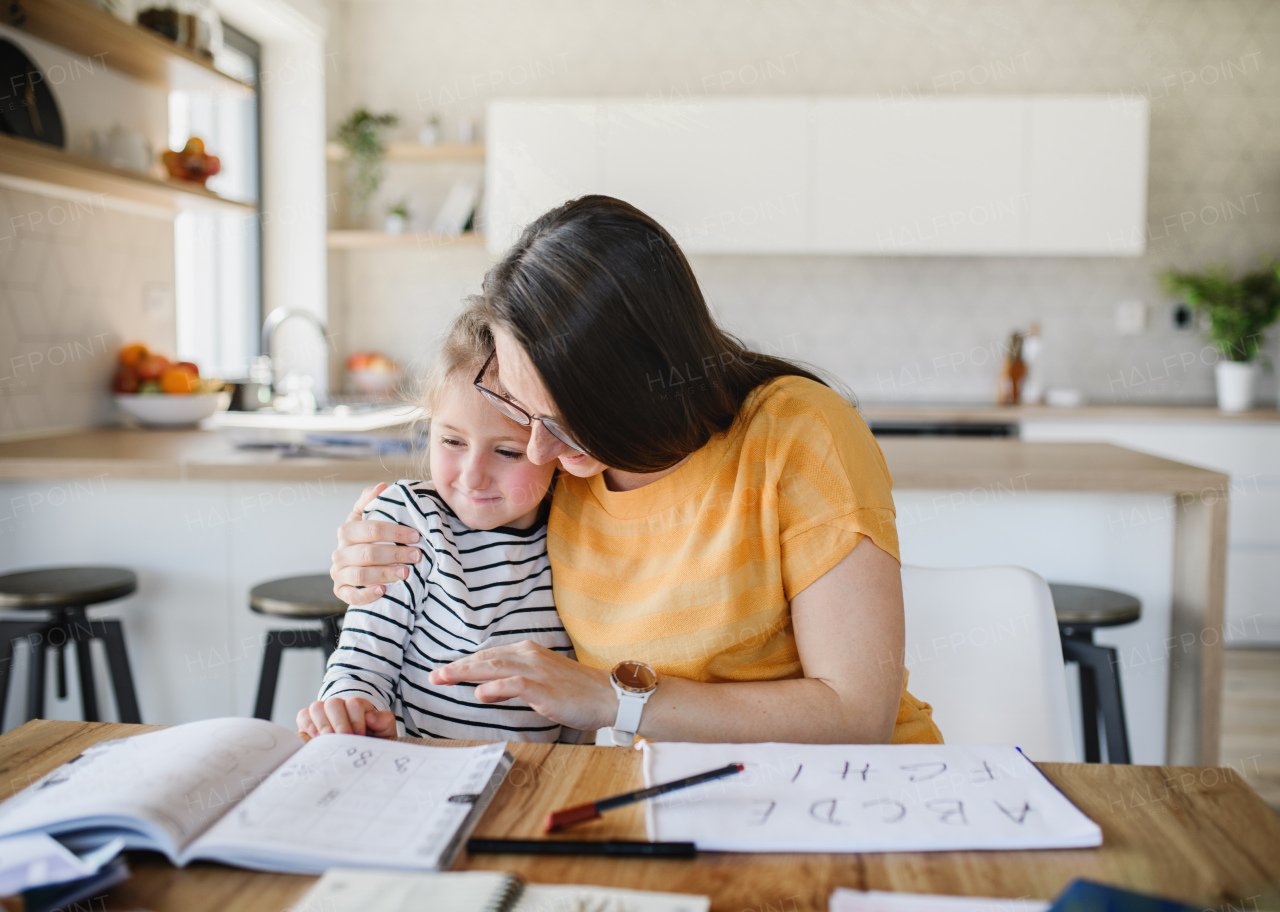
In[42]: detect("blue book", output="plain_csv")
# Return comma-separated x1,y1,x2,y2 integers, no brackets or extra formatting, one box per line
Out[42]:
1048,880,1201,912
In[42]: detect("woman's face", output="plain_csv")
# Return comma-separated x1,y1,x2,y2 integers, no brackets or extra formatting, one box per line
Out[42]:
492,326,608,478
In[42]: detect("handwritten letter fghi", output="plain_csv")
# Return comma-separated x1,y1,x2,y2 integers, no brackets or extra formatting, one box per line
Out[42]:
642,743,1101,853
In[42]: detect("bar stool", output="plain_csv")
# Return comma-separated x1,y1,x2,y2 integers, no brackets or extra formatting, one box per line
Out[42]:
0,566,141,725
250,574,346,721
1049,582,1140,764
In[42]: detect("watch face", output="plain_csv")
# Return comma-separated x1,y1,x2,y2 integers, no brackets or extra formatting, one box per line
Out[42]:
612,660,658,693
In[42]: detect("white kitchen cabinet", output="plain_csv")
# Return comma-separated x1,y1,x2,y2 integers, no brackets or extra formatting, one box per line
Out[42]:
1024,97,1149,255
0,478,367,728
1021,419,1280,644
812,98,1027,254
485,101,602,252
601,99,809,253
486,95,1149,257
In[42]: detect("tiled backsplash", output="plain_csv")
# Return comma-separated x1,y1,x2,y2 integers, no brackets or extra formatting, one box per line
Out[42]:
326,0,1280,406
0,186,176,438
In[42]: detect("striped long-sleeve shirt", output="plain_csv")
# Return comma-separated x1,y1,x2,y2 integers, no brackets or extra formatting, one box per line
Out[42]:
319,481,574,741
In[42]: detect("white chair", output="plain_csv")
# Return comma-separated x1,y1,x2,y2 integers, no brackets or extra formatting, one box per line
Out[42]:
901,565,1077,762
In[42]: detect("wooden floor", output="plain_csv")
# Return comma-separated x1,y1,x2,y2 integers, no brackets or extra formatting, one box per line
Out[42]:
1220,648,1280,811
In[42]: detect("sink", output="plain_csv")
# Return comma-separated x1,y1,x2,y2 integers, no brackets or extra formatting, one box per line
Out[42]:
206,403,421,453
207,403,421,433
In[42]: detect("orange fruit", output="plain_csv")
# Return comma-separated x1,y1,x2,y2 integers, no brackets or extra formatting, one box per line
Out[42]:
119,343,148,369
160,365,197,394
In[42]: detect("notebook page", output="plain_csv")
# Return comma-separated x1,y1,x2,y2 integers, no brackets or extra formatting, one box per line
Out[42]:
190,737,510,872
289,870,711,912
515,885,711,912
0,718,302,855
643,743,1102,853
290,869,516,912
830,889,1050,912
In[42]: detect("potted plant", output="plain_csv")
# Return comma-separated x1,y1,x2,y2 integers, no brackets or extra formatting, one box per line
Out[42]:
385,198,410,235
335,107,398,221
1161,263,1280,411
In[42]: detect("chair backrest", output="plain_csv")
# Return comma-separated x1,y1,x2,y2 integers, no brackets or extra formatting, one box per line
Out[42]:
900,565,1077,762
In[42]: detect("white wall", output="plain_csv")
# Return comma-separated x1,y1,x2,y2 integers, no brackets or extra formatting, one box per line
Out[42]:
324,0,1280,405
0,25,176,440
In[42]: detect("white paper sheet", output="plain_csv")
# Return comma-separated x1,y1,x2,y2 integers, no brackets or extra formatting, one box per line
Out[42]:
643,743,1101,853
830,888,1051,912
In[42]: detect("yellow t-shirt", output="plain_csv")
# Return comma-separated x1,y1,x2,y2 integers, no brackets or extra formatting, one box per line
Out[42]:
547,375,942,744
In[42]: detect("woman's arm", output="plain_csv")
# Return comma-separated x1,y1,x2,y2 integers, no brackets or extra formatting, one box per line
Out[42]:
331,483,426,605
429,536,906,743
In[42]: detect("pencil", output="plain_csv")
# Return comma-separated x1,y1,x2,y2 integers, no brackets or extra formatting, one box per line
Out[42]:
543,761,744,832
467,838,697,858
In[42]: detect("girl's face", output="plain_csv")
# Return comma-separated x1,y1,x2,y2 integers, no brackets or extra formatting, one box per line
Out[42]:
428,377,558,530
492,326,608,478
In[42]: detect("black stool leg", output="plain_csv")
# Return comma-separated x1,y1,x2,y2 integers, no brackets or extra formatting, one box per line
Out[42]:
26,626,47,721
1077,655,1101,763
68,607,101,723
97,620,140,724
1062,638,1131,764
255,632,287,721
73,632,100,723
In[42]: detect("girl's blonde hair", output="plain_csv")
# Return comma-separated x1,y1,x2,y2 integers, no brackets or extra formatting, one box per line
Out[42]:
421,302,494,416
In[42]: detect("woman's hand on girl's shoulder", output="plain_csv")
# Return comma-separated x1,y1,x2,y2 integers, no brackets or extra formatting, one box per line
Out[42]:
330,482,425,606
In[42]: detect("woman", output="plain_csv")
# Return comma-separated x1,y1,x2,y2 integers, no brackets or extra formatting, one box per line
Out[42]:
327,195,941,745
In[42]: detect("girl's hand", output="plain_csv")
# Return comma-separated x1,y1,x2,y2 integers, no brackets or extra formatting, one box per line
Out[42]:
429,641,615,733
297,696,398,739
330,482,424,606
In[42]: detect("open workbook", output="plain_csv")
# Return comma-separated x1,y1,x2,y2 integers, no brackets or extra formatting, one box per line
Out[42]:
0,718,512,875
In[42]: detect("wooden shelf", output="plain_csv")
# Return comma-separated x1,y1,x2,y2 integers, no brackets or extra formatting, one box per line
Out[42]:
0,132,256,213
325,142,485,163
326,230,485,250
1,0,253,95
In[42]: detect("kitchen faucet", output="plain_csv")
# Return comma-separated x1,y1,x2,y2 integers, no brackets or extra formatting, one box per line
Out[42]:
259,307,329,414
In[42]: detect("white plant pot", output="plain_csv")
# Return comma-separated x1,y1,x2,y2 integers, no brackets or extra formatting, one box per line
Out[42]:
384,213,407,236
1214,360,1258,412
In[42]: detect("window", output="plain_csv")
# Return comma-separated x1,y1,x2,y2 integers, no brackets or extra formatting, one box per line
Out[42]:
171,23,262,379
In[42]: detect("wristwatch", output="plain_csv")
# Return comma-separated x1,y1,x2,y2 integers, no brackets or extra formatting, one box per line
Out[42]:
604,660,658,746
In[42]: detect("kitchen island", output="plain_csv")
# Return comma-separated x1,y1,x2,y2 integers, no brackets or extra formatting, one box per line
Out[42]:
0,428,1227,765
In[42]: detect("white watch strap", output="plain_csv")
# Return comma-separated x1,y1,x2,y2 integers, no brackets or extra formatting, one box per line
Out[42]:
613,689,648,736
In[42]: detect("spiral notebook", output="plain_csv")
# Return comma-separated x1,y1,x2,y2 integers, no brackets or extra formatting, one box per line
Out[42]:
291,869,710,912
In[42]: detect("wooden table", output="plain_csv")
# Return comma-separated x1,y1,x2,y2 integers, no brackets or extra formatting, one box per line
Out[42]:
2,722,1277,912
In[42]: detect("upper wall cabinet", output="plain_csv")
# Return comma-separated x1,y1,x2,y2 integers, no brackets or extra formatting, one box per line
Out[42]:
600,99,809,253
812,98,1027,254
486,96,1149,257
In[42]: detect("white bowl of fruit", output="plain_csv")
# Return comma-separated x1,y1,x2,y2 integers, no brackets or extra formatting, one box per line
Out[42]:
346,351,401,396
112,343,230,427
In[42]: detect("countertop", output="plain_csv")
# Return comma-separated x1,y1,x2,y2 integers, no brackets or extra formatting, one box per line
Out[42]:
858,402,1280,423
0,428,1229,490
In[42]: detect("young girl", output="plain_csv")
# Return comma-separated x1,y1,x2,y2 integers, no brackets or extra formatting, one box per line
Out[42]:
296,308,574,741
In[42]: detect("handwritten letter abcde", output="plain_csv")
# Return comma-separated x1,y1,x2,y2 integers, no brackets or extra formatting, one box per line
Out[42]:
641,743,1101,853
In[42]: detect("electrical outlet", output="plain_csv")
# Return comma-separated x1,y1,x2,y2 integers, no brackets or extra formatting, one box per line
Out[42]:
1115,299,1147,336
1172,302,1193,330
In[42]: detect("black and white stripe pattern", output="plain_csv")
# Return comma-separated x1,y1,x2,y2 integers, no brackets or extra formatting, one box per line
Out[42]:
319,481,573,741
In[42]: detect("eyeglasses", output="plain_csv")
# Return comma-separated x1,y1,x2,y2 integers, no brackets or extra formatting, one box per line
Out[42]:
473,351,585,453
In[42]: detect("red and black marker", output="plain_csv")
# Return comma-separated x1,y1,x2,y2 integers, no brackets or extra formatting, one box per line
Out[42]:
544,762,745,833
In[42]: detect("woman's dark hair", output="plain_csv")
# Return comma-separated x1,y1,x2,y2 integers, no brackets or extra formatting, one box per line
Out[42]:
476,195,831,473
